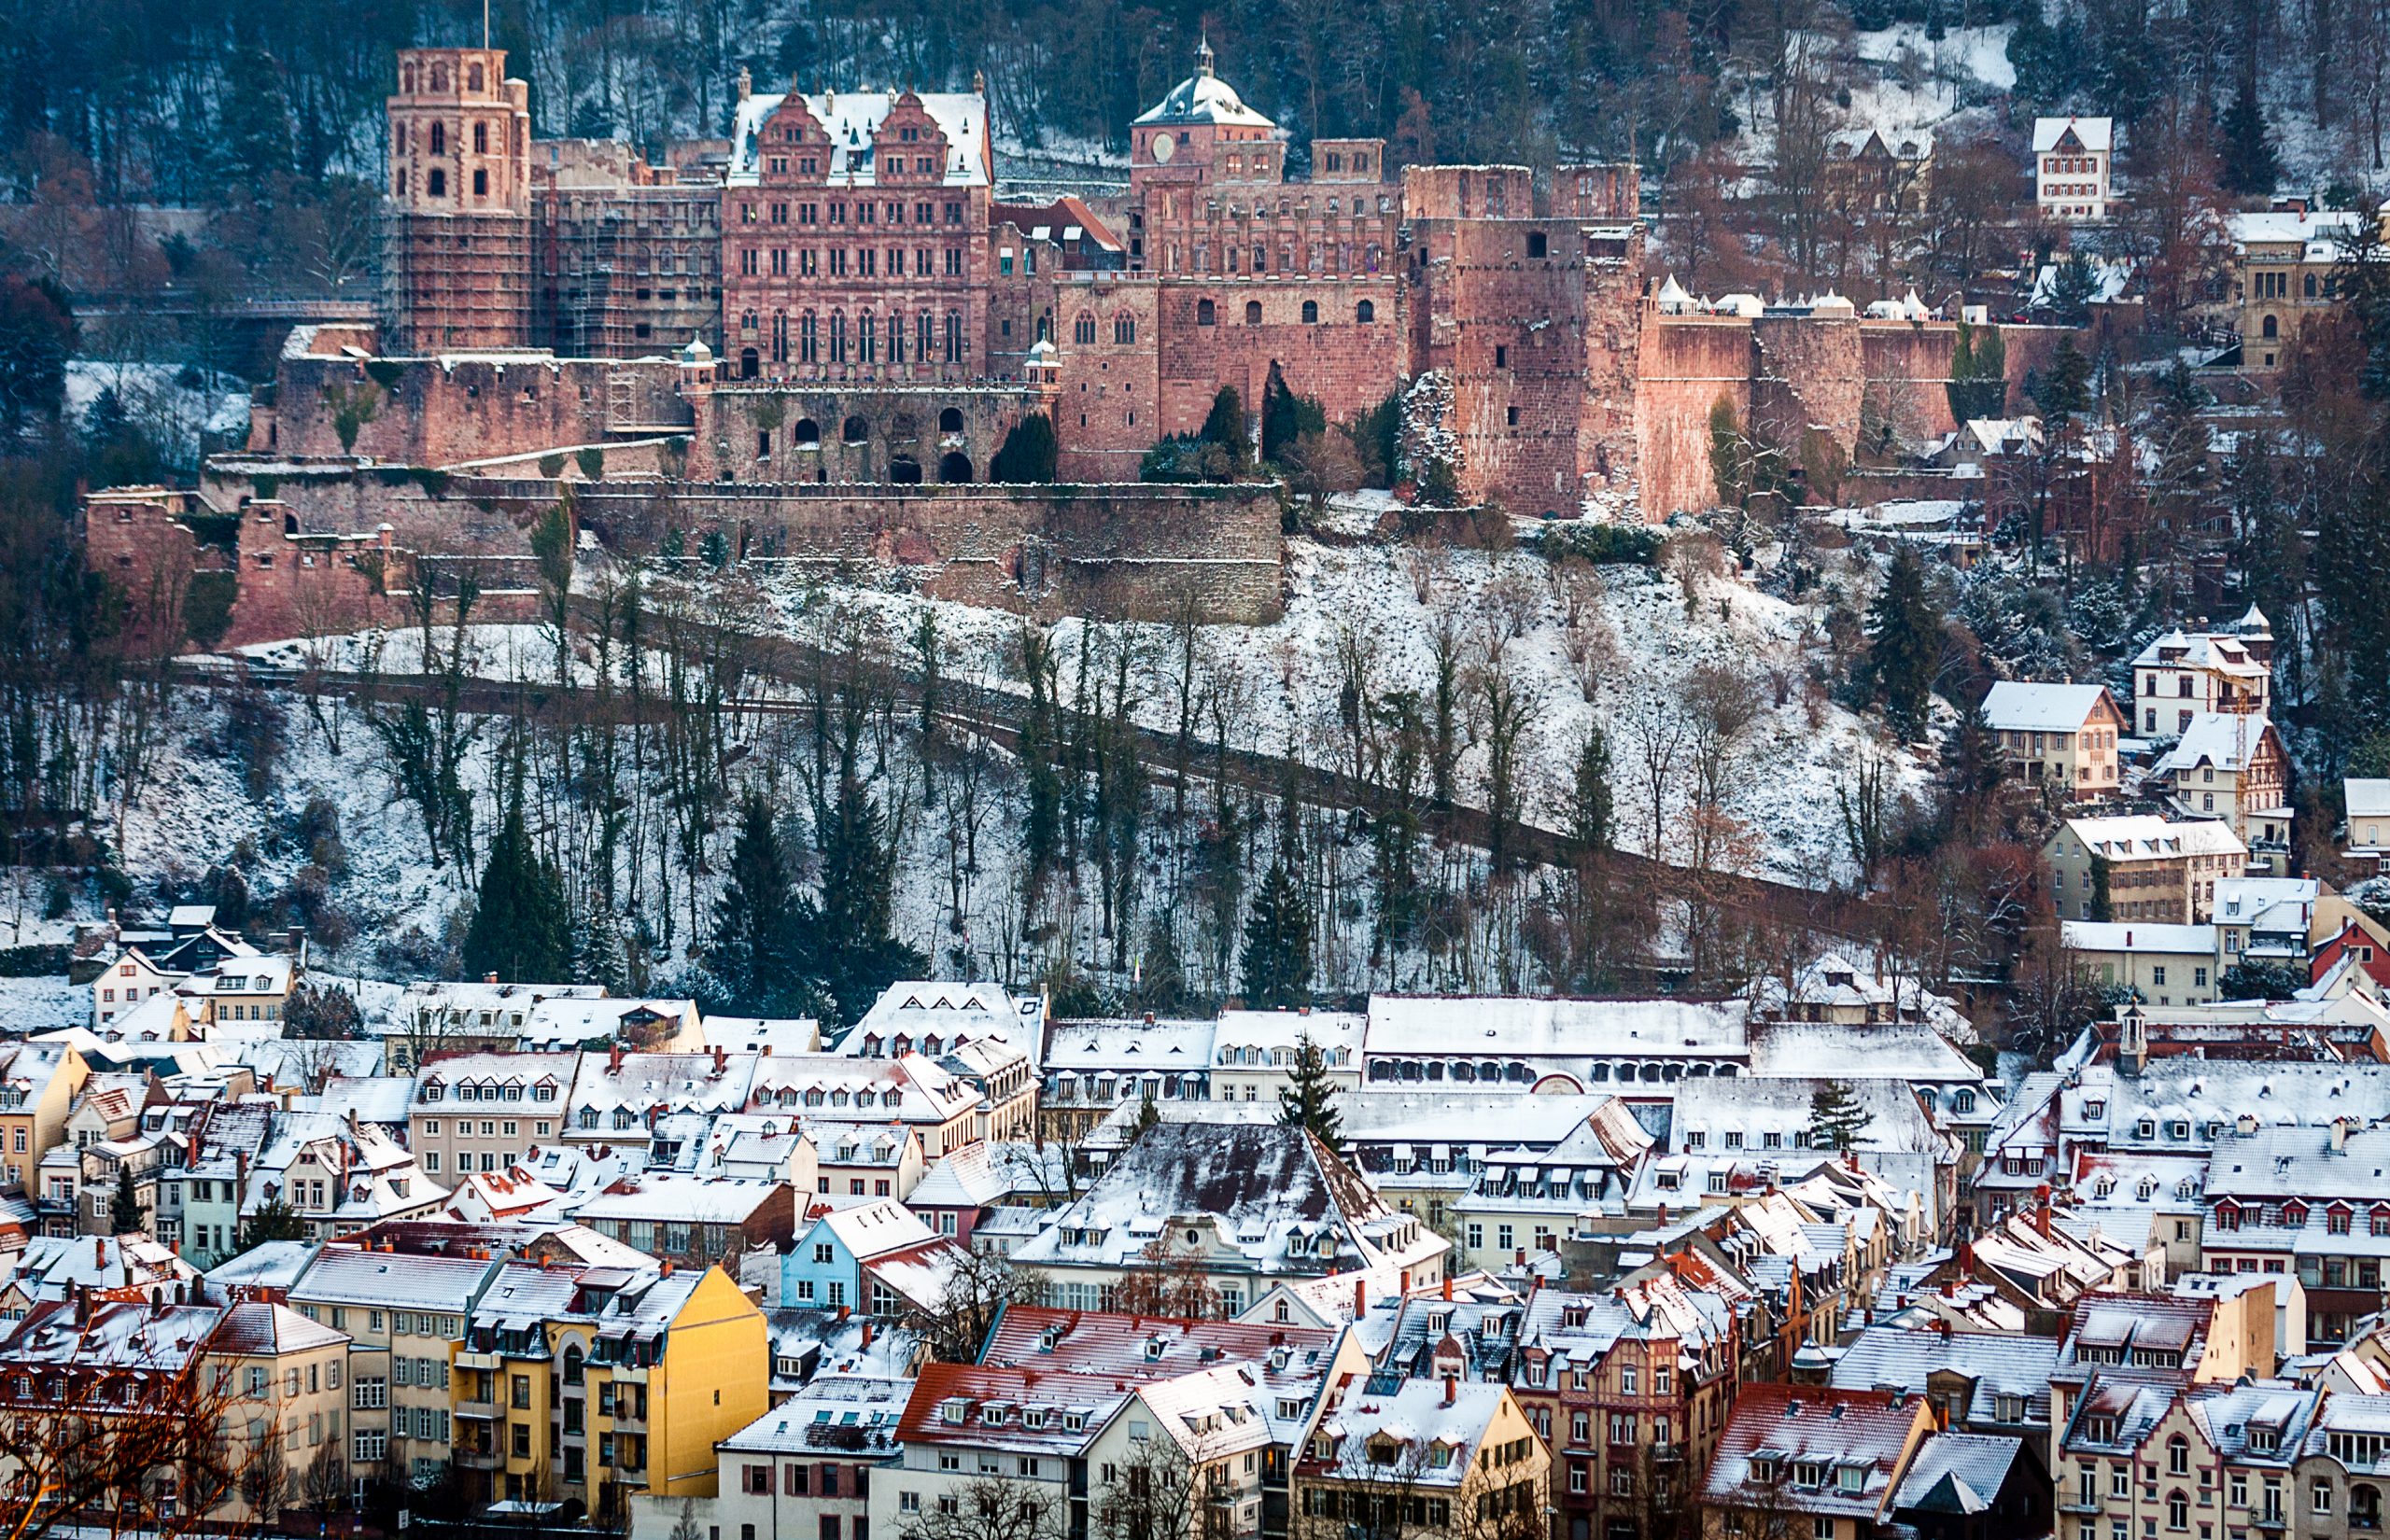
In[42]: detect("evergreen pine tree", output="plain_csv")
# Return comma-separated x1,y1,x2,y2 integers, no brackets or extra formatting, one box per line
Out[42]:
1944,319,2009,423
218,47,297,191
108,1166,143,1234
1132,1089,1161,1137
2218,72,2280,196
1861,545,1944,741
1200,385,1248,465
815,773,925,1023
2045,257,2100,329
1568,724,1614,855
990,412,1059,483
1942,707,2008,833
238,1195,309,1252
2034,335,2094,421
1278,1031,1343,1143
1807,1081,1871,1152
1240,860,1314,1008
1259,363,1326,465
460,748,572,984
709,790,807,1015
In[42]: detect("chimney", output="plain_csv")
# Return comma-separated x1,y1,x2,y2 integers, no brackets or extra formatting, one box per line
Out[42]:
1399,1268,1411,1295
661,1260,674,1277
1353,1279,1367,1320
863,1321,876,1348
609,1043,624,1074
95,1237,106,1269
1441,1274,1454,1303
836,1304,851,1322
288,926,304,954
1657,1203,1669,1226
1441,1373,1457,1407
485,973,499,985
713,1044,727,1075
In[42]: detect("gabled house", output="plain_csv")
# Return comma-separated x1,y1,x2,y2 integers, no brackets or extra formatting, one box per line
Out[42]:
1010,1115,1449,1319
2150,711,2292,866
1697,1383,1936,1540
1978,681,2126,798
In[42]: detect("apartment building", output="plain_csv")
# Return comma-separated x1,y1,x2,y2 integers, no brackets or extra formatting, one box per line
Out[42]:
204,1300,355,1524
2044,815,2249,924
2054,1379,2318,1540
1979,681,2126,798
1697,1384,1936,1540
2150,712,2293,867
1296,1376,1549,1540
2131,616,2273,733
410,1052,578,1180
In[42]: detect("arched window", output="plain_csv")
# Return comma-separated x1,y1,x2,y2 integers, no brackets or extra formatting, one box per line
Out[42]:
799,312,818,362
889,455,922,483
1197,299,1216,326
1356,300,1375,324
562,1344,583,1385
944,310,963,362
2167,1436,2188,1475
939,452,973,483
429,122,446,155
1301,300,1319,324
829,311,848,363
888,311,906,362
2306,273,2320,299
843,416,869,444
1114,314,1136,344
859,312,877,363
427,169,446,197
938,407,964,435
1245,301,1263,325
2262,315,2279,339
793,418,821,446
1074,313,1098,345
740,311,758,334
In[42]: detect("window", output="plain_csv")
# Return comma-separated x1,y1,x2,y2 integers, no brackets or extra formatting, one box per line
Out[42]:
1245,301,1263,325
1301,300,1319,324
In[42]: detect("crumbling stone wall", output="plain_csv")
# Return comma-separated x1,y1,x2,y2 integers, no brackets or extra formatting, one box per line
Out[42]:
569,481,1282,623
1150,275,1404,440
683,383,1049,484
265,350,687,465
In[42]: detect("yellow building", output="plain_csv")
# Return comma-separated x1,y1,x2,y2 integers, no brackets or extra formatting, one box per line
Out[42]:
0,1043,85,1194
455,1260,767,1521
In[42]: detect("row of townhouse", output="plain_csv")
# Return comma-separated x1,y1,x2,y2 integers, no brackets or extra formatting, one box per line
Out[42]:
280,1220,771,1514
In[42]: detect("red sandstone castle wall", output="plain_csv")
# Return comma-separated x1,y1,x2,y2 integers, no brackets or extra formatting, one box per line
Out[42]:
1151,276,1404,439
1635,316,1758,518
82,490,539,651
684,383,1047,483
271,354,686,465
1054,280,1162,483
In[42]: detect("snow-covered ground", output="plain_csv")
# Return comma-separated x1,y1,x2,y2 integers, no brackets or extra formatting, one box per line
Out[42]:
65,359,249,468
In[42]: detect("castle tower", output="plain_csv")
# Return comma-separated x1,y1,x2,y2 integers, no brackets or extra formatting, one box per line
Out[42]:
380,48,536,353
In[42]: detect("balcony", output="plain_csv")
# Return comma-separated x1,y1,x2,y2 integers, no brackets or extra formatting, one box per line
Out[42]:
456,1350,501,1371
1650,1444,1683,1464
456,1399,501,1421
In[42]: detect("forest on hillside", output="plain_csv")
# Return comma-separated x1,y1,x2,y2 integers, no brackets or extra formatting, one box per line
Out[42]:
1,0,2370,211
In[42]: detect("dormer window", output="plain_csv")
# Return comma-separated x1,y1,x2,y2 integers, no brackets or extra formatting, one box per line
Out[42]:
941,1398,970,1424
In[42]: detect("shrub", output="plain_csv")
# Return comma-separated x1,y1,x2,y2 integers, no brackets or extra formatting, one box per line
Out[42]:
1540,521,1663,566
184,570,238,648
576,446,606,481
537,453,566,479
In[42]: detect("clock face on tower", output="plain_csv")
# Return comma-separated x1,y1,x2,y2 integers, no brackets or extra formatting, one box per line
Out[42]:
1151,134,1174,164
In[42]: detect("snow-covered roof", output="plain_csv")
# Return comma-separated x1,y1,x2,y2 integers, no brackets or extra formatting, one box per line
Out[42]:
1310,1377,1511,1489
2345,778,2390,823
730,91,990,188
2058,813,2248,862
2132,629,2267,679
1891,1432,2026,1515
2154,712,2278,776
701,1015,823,1055
567,1049,758,1127
2060,921,2214,954
204,1239,319,1295
1830,1325,2059,1427
1702,1383,1923,1517
1132,48,1275,129
845,980,1042,1058
1364,995,1745,1059
1747,1020,1982,1082
801,1197,935,1260
744,1051,980,1125
210,1299,349,1356
2033,115,2114,152
1041,1015,1216,1072
0,1299,223,1370
571,1171,784,1225
721,1374,912,1454
2214,875,2318,934
290,1242,500,1311
1980,680,2115,734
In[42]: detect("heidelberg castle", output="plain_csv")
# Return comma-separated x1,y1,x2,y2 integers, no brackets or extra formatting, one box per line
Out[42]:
368,43,2045,519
